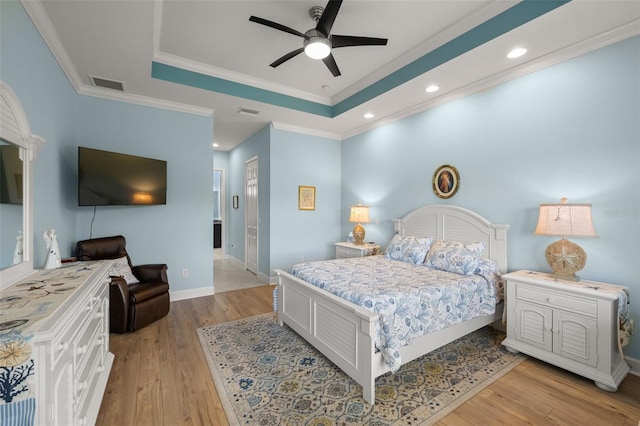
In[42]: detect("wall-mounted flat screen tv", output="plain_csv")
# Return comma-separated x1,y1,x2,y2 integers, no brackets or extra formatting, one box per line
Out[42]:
78,147,167,206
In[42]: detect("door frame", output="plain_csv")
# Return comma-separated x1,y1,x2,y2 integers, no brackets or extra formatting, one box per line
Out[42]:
213,168,225,258
244,156,259,273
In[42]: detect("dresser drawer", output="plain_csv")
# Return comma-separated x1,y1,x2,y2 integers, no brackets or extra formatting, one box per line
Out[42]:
73,298,104,373
516,283,597,317
336,246,360,258
74,336,105,424
52,314,81,368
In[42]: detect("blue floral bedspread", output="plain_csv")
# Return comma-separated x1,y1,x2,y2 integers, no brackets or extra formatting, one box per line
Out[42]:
289,255,502,372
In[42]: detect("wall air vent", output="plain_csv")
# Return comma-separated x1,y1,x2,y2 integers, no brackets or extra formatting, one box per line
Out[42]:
236,107,261,117
90,76,125,92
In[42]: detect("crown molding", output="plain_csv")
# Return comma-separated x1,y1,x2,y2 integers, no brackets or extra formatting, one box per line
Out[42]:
152,1,329,106
341,21,640,141
152,51,332,107
21,0,213,117
21,0,84,92
77,85,213,116
271,121,341,141
332,0,517,104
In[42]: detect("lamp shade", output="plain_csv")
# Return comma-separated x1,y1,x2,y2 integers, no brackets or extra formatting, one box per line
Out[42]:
534,202,597,238
349,205,370,224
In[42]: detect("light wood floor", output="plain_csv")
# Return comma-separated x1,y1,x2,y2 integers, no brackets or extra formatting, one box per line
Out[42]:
96,285,640,425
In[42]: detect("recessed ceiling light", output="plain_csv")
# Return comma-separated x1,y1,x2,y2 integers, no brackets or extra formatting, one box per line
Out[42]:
364,112,374,119
425,85,440,93
507,47,527,59
212,143,219,148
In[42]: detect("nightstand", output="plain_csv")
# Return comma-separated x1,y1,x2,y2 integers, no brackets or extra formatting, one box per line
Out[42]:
334,242,380,259
501,270,630,391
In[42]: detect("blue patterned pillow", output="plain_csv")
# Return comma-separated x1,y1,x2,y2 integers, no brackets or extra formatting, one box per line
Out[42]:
473,258,501,283
384,235,433,265
424,240,486,275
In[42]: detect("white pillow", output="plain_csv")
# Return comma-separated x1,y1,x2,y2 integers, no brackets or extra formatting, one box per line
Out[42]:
108,256,140,285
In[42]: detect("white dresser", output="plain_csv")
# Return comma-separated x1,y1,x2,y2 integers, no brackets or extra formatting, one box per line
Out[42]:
501,270,630,391
334,242,380,259
0,260,113,425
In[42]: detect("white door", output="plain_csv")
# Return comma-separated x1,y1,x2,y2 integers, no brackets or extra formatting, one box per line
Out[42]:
245,157,258,275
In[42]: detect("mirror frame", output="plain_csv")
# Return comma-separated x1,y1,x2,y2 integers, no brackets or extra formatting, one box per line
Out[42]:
0,81,44,288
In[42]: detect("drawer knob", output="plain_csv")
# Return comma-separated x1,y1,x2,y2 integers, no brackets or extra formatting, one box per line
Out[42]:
76,345,88,355
57,342,69,351
546,297,553,304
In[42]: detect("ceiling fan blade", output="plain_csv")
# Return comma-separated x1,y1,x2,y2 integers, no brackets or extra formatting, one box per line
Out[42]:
322,53,341,77
331,35,388,48
270,48,305,68
316,0,343,37
249,16,306,38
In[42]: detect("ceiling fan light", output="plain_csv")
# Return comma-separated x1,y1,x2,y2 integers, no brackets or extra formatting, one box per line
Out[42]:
304,37,331,59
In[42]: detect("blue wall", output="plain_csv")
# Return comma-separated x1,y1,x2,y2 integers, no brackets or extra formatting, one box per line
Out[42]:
1,1,214,294
270,127,342,270
341,36,640,359
1,0,78,265
73,97,214,292
4,0,638,360
227,125,271,278
225,124,341,277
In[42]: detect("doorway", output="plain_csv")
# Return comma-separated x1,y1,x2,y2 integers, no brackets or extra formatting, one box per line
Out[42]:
213,169,224,258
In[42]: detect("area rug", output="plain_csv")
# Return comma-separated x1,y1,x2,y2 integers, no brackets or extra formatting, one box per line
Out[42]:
197,313,526,425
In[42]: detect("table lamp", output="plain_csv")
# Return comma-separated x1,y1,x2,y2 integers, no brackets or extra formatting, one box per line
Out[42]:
349,204,370,245
534,198,598,281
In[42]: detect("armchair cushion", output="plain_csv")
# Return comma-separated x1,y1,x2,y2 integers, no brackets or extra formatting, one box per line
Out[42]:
132,264,168,283
129,281,170,304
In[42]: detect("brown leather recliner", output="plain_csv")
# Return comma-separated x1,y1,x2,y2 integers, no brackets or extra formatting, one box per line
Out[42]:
75,235,170,333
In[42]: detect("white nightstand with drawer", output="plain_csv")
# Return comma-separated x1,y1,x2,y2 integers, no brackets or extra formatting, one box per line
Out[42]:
501,270,630,391
334,242,380,259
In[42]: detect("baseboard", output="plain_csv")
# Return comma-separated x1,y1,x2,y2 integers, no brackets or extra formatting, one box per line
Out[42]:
625,355,640,376
170,286,214,302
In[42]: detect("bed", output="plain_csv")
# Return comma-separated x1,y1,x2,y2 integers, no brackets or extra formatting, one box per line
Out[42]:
274,204,509,404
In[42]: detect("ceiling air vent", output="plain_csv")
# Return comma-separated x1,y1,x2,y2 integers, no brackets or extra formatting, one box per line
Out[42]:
236,107,261,117
90,76,125,92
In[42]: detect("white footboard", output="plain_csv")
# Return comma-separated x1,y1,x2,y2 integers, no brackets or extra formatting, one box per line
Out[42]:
276,269,505,405
275,269,380,403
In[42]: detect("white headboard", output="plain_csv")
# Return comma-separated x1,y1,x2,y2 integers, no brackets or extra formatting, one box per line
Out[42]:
392,205,509,273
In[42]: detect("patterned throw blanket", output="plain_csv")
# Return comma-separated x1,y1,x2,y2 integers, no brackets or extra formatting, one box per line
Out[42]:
290,255,503,372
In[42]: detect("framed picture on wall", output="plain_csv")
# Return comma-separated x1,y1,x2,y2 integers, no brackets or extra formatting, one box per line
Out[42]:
232,195,239,209
298,186,316,210
433,165,460,199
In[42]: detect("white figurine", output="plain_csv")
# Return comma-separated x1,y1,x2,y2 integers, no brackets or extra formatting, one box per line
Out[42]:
12,230,23,265
43,228,61,269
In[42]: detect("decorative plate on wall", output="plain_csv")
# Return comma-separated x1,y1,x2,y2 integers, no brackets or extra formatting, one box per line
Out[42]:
433,165,460,199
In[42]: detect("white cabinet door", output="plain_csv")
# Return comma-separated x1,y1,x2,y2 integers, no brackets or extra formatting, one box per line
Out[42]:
514,301,553,352
554,310,597,367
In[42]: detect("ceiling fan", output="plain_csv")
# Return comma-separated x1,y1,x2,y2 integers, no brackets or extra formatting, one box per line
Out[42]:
249,0,388,77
